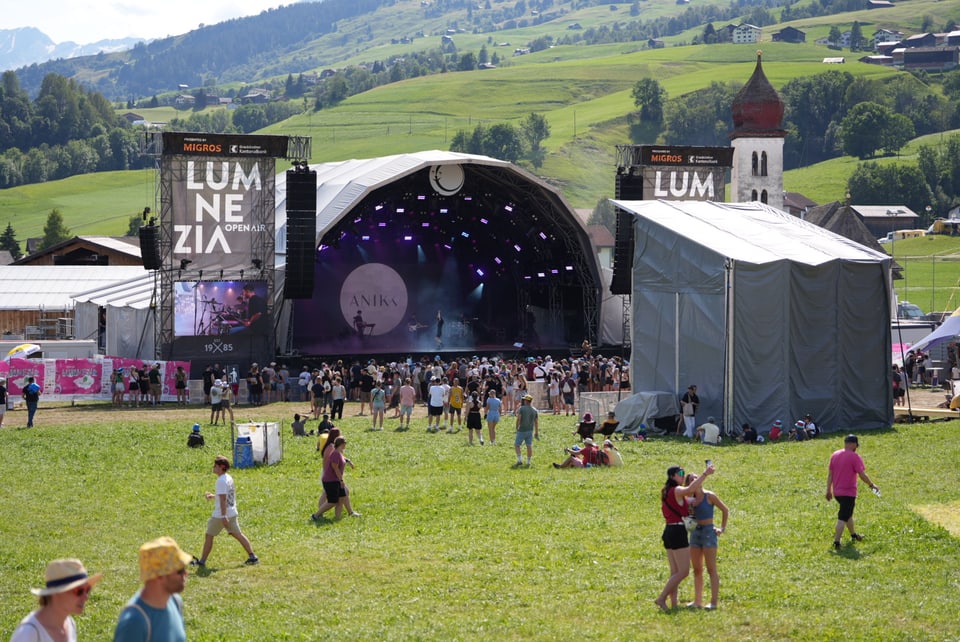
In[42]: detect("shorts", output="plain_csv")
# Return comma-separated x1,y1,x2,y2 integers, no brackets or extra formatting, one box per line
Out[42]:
449,406,461,417
563,393,575,405
836,495,856,522
221,399,231,409
313,397,323,408
114,383,125,393
323,480,346,502
206,515,242,536
129,382,139,392
175,382,186,390
515,430,534,447
487,413,500,423
401,404,414,417
360,391,371,403
467,413,482,430
689,524,718,548
211,402,222,411
372,402,385,412
661,524,689,550
428,404,443,417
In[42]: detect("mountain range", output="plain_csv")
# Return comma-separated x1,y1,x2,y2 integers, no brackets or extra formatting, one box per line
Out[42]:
0,27,142,71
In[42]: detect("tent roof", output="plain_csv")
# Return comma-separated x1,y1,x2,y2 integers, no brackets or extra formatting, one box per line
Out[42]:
0,266,146,310
72,272,156,310
276,150,535,249
805,201,903,275
611,199,890,266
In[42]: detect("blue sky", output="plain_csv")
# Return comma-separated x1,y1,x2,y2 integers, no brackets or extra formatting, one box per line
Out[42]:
6,1,291,44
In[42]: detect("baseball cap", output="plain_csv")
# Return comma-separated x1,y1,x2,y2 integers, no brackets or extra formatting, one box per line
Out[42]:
844,434,859,444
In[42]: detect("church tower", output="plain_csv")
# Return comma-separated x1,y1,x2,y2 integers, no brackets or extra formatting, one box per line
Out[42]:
730,52,786,210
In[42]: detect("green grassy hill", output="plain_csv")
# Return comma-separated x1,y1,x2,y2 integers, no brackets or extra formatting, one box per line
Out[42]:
5,0,960,241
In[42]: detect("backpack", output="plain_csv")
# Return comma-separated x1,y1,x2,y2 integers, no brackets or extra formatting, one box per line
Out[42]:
562,379,572,394
24,386,39,403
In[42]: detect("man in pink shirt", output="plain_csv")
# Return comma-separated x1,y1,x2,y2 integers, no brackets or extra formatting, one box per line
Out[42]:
826,434,880,551
398,378,417,431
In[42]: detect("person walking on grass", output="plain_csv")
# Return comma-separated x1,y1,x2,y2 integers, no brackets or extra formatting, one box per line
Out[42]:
655,463,714,611
113,537,190,642
189,455,259,568
311,436,360,520
513,394,540,467
826,434,879,550
22,376,41,428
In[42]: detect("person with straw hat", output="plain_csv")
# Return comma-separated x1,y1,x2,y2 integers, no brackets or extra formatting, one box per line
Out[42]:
113,536,191,642
10,558,102,641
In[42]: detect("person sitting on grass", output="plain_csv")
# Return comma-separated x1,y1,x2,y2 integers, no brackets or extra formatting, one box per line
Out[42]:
187,424,205,448
292,413,312,437
553,437,607,468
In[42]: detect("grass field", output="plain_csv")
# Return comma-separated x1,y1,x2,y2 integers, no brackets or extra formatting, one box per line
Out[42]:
1,400,959,640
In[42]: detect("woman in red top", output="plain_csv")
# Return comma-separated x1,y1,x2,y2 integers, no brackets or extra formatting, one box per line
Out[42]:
654,463,714,611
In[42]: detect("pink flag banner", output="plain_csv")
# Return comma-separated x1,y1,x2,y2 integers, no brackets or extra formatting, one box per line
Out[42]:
6,358,47,396
55,359,103,396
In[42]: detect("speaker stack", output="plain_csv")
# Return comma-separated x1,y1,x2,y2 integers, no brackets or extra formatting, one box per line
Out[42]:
610,172,642,295
284,168,317,299
139,224,162,270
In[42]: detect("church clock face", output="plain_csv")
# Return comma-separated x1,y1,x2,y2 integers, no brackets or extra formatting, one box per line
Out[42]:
429,164,465,196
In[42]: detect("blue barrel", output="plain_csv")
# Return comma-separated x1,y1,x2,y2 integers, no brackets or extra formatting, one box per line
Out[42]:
233,436,254,468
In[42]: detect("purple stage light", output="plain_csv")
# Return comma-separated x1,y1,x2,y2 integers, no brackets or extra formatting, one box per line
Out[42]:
404,235,413,241
551,269,559,274
494,257,502,264
537,272,546,278
476,268,484,277
480,218,488,224
514,244,522,252
361,235,370,241
504,205,513,212
461,231,470,238
444,244,452,250
524,275,532,280
354,217,362,223
417,195,426,200
421,222,430,228
378,222,387,227
440,208,448,214
565,265,574,271
375,204,383,211
539,232,548,240
464,196,473,201
396,207,405,213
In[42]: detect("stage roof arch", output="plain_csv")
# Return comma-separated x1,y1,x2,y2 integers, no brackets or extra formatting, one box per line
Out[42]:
275,150,603,357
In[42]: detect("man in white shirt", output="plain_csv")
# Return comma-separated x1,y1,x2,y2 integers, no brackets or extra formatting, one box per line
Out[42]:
427,377,445,433
190,455,258,567
696,417,721,445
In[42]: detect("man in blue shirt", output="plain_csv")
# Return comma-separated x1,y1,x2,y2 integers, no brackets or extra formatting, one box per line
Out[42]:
113,536,191,642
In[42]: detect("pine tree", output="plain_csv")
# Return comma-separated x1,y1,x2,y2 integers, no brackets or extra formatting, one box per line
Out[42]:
40,209,71,250
0,223,22,260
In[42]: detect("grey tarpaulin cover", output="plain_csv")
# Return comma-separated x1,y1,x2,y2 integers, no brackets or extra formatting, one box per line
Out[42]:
611,199,893,434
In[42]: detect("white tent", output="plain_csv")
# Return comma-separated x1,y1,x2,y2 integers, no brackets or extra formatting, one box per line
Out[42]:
73,273,156,358
613,199,893,433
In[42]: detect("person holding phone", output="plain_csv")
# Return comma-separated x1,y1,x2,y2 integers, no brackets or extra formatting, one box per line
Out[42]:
684,470,729,609
655,462,714,611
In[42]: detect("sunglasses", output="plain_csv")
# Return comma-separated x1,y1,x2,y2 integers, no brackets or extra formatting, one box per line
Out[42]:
72,585,92,597
676,469,685,477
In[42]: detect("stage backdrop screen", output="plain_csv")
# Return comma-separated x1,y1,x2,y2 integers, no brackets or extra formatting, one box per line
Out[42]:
174,280,269,338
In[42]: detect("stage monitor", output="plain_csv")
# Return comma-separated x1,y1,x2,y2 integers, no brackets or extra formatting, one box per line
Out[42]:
173,280,269,338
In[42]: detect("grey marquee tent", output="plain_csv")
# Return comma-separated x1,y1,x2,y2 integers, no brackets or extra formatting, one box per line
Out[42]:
613,199,893,434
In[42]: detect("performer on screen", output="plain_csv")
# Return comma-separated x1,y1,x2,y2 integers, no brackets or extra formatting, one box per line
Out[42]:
354,310,366,337
435,310,444,348
234,283,267,333
408,314,427,343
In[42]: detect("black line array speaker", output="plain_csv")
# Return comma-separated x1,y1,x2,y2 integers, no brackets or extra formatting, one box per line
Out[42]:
284,168,318,299
610,173,642,295
139,224,162,270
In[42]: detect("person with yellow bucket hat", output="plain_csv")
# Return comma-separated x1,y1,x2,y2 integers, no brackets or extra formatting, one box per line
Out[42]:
113,536,191,642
